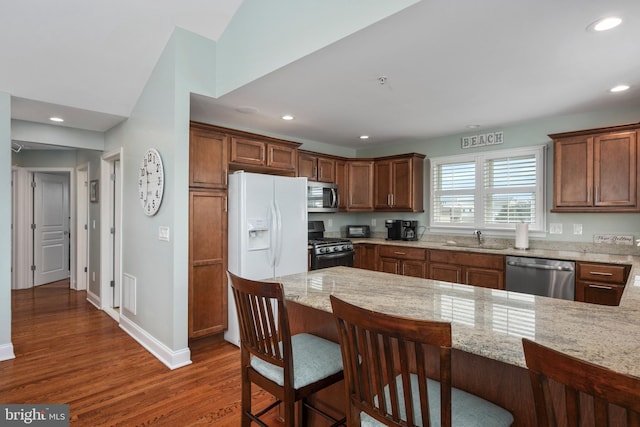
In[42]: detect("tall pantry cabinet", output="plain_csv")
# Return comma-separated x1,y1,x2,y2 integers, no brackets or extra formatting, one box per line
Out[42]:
188,123,228,339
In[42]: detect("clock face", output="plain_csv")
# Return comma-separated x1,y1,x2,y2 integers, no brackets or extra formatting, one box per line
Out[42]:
138,148,164,216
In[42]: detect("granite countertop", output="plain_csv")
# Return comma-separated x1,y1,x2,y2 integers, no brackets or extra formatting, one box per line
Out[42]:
276,264,640,377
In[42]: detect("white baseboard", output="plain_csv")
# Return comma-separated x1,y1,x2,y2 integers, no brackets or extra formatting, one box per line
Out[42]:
119,314,191,370
86,291,100,309
0,342,16,362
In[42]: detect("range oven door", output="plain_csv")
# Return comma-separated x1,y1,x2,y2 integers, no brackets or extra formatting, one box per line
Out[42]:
311,250,354,270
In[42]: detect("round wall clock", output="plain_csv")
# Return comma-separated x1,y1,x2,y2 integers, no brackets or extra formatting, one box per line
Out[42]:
138,148,164,216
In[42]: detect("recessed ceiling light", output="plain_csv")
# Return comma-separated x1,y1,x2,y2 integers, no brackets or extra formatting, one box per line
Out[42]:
587,16,622,32
466,124,481,129
610,84,630,93
360,135,369,140
49,117,64,122
281,115,294,121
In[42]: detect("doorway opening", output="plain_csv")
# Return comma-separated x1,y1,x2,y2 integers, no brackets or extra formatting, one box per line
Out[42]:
100,149,123,321
11,167,75,290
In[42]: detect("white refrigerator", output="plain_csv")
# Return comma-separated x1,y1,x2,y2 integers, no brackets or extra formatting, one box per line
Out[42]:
225,171,308,346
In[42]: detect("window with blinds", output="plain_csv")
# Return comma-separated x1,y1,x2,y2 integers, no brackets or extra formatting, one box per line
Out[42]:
430,146,545,232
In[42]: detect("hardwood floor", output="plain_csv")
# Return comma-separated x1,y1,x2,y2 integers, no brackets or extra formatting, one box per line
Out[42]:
1,281,283,426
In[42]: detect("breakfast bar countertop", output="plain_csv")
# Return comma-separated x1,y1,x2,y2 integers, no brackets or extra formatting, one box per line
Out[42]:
276,265,640,377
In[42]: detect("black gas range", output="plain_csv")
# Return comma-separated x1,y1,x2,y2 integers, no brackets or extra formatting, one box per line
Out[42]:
308,221,354,270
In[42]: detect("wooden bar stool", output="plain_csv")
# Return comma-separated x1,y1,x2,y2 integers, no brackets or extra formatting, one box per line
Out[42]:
522,338,640,427
228,272,346,427
330,295,514,427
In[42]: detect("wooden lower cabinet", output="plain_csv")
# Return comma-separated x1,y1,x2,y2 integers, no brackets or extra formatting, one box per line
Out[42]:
377,246,427,278
428,249,505,289
353,243,376,270
189,190,228,338
575,261,630,306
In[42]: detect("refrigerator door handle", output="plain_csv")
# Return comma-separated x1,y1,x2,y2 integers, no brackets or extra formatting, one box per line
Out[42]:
274,200,283,267
268,202,277,267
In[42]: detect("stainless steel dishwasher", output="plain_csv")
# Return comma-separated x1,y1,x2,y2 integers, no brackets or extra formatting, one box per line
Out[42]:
506,256,576,300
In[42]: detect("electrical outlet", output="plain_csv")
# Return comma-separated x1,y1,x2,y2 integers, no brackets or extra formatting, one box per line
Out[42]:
327,219,333,228
549,223,563,234
573,224,583,235
371,219,376,227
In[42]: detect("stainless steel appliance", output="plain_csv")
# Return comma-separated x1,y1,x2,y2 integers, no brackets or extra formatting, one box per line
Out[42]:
308,220,354,270
346,225,370,238
506,256,576,300
385,219,419,241
401,220,418,241
307,182,339,213
385,219,402,240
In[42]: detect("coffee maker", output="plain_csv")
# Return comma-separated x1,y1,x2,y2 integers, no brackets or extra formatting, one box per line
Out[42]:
385,219,403,240
400,220,418,241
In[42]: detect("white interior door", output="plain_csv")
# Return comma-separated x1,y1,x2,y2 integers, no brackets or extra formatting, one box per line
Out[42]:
112,160,121,308
33,172,70,286
76,168,88,291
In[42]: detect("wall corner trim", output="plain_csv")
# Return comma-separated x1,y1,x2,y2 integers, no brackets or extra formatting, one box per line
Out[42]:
119,314,192,370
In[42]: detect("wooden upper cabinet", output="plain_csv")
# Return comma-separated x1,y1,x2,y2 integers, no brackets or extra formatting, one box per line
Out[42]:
189,125,228,189
228,135,299,174
230,137,266,167
298,151,336,182
551,124,639,212
335,159,349,210
267,143,297,171
347,161,375,211
374,153,425,212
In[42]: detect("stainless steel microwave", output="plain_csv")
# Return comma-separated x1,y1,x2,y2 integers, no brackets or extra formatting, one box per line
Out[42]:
307,182,339,213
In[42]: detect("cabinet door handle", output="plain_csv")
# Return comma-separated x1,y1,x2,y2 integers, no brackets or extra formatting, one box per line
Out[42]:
589,271,613,276
588,284,613,290
394,251,406,255
390,193,394,207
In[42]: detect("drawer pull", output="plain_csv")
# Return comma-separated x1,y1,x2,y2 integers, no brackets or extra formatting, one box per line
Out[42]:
588,284,613,290
394,251,407,255
589,271,613,276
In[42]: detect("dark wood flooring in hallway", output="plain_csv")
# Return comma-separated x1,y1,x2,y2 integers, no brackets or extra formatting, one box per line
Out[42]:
1,281,282,426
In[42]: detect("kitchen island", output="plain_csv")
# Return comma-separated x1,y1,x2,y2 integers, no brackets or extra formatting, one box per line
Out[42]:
277,265,640,426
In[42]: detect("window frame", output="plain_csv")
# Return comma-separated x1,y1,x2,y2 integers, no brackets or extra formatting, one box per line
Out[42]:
429,145,546,235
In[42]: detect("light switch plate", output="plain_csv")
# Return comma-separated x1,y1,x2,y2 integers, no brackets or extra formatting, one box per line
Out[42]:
549,223,563,234
158,226,170,242
573,224,583,235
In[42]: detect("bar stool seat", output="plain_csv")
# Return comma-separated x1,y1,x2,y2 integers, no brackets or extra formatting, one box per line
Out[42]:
360,375,514,427
250,333,343,389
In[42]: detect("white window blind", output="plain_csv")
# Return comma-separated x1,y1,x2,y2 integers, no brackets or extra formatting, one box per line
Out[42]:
430,146,545,232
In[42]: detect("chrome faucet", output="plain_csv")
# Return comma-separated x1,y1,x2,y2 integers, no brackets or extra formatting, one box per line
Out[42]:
473,230,483,245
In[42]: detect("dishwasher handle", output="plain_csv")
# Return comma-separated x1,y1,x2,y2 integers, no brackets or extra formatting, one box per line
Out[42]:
507,260,574,272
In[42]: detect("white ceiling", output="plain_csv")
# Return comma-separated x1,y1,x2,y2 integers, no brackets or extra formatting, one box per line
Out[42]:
6,0,640,149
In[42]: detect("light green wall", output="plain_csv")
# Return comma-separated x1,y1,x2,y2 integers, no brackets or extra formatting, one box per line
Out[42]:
12,120,104,150
335,105,640,242
104,28,217,352
216,0,419,96
0,93,12,358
